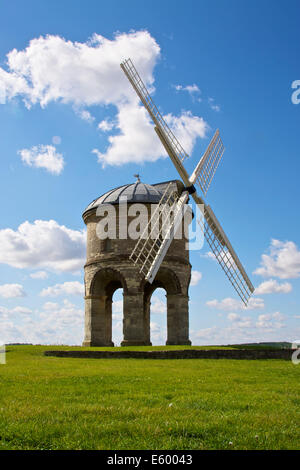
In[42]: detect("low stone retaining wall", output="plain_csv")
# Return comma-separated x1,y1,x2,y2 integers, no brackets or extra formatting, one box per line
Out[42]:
44,349,294,360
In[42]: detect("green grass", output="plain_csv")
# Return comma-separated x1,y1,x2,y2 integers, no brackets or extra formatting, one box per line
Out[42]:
0,345,299,450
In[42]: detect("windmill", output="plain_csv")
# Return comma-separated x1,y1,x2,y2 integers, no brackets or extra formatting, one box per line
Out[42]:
120,59,254,305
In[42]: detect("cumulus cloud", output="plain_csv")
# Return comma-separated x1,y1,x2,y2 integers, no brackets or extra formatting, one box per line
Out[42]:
254,239,300,279
0,283,26,298
74,108,95,123
256,312,285,330
98,119,115,132
194,326,218,339
227,313,252,328
190,270,202,286
94,106,209,166
191,310,290,345
30,271,48,279
206,296,264,311
0,31,209,166
151,296,166,314
18,145,64,175
174,83,201,101
246,297,265,310
42,301,59,311
164,111,208,151
92,103,166,166
12,306,32,314
0,305,32,320
112,299,123,320
227,313,240,322
0,299,84,345
208,97,220,112
40,281,84,297
0,219,85,272
255,279,292,295
0,31,159,107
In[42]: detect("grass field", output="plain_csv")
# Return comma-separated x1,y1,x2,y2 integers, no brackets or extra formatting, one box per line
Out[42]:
0,345,299,450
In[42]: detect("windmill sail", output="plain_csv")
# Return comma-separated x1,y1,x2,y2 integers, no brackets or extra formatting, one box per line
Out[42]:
130,183,189,283
197,203,254,304
189,129,225,196
121,58,254,305
121,59,190,163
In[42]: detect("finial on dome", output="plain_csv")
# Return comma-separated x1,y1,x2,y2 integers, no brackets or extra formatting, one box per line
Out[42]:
134,173,141,183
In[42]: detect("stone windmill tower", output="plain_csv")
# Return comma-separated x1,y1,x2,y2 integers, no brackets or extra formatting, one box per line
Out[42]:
81,58,254,348
82,179,192,347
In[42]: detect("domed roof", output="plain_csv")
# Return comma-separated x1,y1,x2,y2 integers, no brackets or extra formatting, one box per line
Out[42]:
83,179,184,217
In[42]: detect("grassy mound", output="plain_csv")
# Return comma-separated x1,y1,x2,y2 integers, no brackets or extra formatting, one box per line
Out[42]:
0,345,299,450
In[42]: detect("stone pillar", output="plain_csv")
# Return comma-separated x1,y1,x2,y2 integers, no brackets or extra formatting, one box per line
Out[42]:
82,295,114,347
143,296,152,346
105,297,113,346
166,293,191,345
121,291,149,346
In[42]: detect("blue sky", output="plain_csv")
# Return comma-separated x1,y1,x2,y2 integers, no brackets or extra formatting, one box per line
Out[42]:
0,0,299,345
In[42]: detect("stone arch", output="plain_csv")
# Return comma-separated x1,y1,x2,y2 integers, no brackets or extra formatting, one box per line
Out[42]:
83,268,127,347
142,266,191,346
89,267,128,297
141,266,181,298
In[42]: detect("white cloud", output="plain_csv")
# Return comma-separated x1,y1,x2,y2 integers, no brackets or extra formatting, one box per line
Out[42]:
201,251,215,260
150,321,161,333
227,313,240,322
151,296,166,314
112,299,123,320
184,84,200,94
206,297,240,311
0,31,159,107
40,281,84,297
42,301,59,311
208,97,220,112
255,279,292,295
246,297,265,310
94,106,208,166
190,270,202,286
256,312,285,330
98,119,115,132
74,108,95,123
18,145,64,175
206,296,264,311
164,111,208,153
12,306,32,314
190,310,291,346
174,83,201,100
254,239,300,279
227,313,252,329
8,299,84,345
0,305,32,317
0,219,86,273
150,321,166,344
0,31,209,167
92,103,166,166
0,283,26,298
194,326,218,339
30,271,48,279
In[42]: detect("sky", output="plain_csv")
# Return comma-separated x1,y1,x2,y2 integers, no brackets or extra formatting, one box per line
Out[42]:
0,0,299,346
